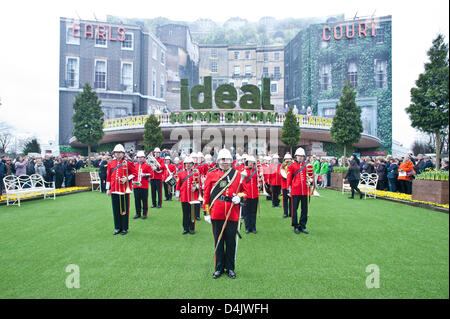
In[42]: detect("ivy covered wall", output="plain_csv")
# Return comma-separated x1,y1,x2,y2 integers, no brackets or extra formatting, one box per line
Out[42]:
285,16,392,152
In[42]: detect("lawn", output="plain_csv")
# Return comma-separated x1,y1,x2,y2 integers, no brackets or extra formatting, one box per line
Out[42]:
0,189,448,299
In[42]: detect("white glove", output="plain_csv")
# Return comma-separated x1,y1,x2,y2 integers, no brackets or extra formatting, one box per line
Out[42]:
204,215,211,224
232,195,241,205
175,190,180,198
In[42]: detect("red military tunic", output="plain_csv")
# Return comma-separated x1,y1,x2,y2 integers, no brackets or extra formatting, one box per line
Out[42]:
106,159,138,194
242,167,259,199
233,163,245,172
176,169,202,203
203,168,243,222
262,163,270,184
270,163,282,186
132,162,152,189
151,157,166,180
163,163,176,181
286,160,309,196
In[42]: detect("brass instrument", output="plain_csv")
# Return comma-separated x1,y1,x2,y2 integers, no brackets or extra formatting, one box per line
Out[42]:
124,160,132,194
132,165,143,187
146,154,162,172
256,162,269,196
280,161,290,179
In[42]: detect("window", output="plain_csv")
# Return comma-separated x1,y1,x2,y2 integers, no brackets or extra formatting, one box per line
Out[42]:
152,43,157,59
262,67,269,78
374,59,387,89
245,51,250,59
270,82,278,94
324,108,336,117
234,65,240,76
274,66,281,78
211,48,217,58
274,52,280,61
95,27,107,47
66,57,79,88
263,52,268,62
234,51,239,60
245,65,251,77
121,33,133,50
229,82,235,87
66,24,80,45
347,62,358,88
375,27,384,44
210,61,218,73
160,75,165,98
319,64,332,91
152,69,156,97
94,60,107,89
121,62,133,92
161,51,165,65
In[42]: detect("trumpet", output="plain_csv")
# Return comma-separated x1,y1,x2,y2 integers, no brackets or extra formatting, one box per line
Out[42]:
124,160,132,194
132,165,142,187
192,169,204,202
256,163,269,196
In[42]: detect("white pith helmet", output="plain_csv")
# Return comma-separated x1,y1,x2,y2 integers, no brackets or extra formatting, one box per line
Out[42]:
154,147,161,153
112,144,125,153
217,148,233,161
295,147,306,156
284,153,292,160
184,156,194,164
136,151,146,157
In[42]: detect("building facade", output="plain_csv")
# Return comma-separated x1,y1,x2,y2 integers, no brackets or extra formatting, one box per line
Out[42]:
198,44,285,112
59,17,167,145
285,15,392,151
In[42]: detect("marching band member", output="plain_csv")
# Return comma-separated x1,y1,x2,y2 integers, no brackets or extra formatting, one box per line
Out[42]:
270,154,282,207
132,151,152,219
163,156,176,201
233,154,245,172
263,155,272,200
175,156,201,235
106,144,137,236
176,155,185,172
150,147,165,208
287,147,310,235
242,155,259,234
203,148,245,279
281,153,293,218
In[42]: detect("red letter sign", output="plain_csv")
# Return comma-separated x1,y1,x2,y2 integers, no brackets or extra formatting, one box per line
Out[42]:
334,25,343,40
84,24,94,39
322,26,331,41
358,22,367,37
117,27,126,42
108,25,117,41
346,24,355,38
369,20,376,36
97,25,106,40
72,22,80,38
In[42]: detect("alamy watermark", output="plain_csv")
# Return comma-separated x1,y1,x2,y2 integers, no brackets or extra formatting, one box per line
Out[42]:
365,264,380,289
65,264,80,289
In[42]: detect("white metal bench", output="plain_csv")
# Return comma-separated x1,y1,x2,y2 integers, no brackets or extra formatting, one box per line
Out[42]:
3,174,55,206
90,171,101,191
358,173,378,199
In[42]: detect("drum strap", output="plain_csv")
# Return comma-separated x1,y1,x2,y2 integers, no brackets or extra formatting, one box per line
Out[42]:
245,168,257,183
180,171,195,187
293,162,308,178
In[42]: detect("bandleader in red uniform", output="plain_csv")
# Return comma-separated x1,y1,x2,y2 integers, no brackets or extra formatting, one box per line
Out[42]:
132,151,152,219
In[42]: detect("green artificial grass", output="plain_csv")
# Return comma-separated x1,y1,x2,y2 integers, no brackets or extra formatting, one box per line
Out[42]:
0,189,448,299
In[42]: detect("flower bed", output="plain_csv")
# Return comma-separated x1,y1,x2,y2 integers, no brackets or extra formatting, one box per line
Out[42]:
0,187,90,204
376,190,449,210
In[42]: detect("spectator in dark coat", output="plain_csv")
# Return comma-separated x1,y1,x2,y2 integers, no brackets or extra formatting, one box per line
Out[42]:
53,158,65,188
345,154,363,199
387,158,399,192
362,157,375,174
376,157,388,190
421,156,435,171
98,156,108,193
414,154,425,174
64,159,76,188
43,155,54,184
0,157,6,196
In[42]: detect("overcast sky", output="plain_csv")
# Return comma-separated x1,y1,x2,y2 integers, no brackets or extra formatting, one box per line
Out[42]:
0,0,448,150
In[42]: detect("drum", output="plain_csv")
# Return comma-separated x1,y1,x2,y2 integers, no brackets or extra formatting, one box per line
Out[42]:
165,175,176,187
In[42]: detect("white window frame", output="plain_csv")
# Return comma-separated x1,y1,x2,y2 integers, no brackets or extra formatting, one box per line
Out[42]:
94,27,108,48
152,43,158,60
121,32,134,51
274,52,280,61
160,74,165,99
160,51,166,65
120,61,133,92
66,24,80,45
152,69,157,97
245,65,252,76
375,27,384,44
319,64,332,91
65,56,79,88
234,51,239,60
374,59,387,89
94,59,107,90
270,82,278,94
245,51,250,59
210,61,218,73
234,65,240,76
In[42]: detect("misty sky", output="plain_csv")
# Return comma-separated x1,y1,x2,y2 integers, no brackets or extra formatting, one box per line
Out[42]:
0,0,448,150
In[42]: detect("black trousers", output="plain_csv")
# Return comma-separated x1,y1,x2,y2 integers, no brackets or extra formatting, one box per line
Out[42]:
282,189,292,217
163,182,173,200
181,202,199,231
212,219,238,272
266,183,272,200
291,195,308,230
398,180,412,194
350,180,362,198
150,179,162,207
243,198,258,232
272,185,281,206
100,175,107,193
55,174,64,189
134,188,148,216
111,194,130,231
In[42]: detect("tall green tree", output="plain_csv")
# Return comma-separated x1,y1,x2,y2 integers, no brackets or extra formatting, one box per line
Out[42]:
22,138,41,155
330,81,363,159
143,114,163,153
72,83,104,166
406,34,449,169
281,106,301,154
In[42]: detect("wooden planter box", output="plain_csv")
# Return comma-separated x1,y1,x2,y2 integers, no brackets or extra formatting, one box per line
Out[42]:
330,172,347,190
412,179,449,205
74,172,92,188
